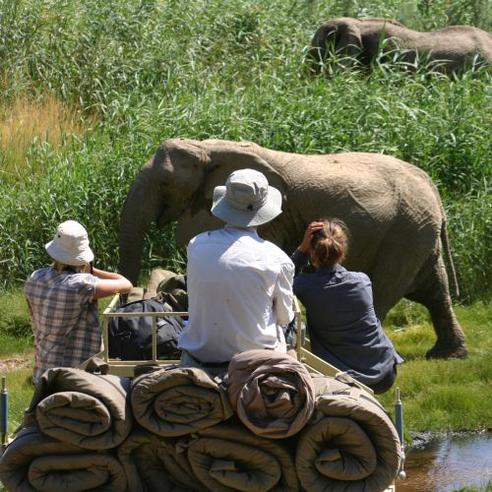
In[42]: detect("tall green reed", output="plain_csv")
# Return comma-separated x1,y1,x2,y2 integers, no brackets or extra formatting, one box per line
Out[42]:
0,0,490,302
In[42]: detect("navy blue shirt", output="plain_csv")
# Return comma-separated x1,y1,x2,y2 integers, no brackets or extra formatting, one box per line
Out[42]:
292,250,403,387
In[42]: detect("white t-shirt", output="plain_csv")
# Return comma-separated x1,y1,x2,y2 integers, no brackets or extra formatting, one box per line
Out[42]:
178,226,295,362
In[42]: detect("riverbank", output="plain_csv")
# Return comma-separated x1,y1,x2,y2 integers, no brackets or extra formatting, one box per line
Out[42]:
379,300,492,436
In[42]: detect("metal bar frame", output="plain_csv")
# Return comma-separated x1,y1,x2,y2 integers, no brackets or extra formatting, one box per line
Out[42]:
94,295,373,395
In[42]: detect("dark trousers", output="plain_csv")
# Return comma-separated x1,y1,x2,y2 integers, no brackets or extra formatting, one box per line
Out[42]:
370,364,398,394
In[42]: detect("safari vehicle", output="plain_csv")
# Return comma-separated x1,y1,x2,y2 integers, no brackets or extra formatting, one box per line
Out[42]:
89,294,404,492
0,294,403,491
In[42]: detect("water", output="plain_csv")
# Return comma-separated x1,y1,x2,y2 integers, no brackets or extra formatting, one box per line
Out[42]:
396,433,492,492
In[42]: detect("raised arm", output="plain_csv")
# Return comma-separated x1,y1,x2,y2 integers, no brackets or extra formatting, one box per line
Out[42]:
92,266,133,299
291,221,324,275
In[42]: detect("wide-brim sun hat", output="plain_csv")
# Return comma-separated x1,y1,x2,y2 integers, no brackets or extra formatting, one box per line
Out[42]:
211,168,282,227
45,220,94,266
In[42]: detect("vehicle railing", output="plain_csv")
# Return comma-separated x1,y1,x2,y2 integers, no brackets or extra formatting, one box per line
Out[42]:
87,294,373,395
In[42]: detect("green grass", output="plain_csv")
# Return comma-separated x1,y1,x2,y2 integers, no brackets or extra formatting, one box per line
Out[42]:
0,290,32,356
1,367,34,434
457,484,492,492
380,301,492,434
0,0,490,303
0,336,32,357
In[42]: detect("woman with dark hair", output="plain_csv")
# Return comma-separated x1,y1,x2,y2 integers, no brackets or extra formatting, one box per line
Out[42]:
292,219,403,393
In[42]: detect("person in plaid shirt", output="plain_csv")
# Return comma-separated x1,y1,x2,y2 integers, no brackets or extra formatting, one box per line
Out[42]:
25,220,132,384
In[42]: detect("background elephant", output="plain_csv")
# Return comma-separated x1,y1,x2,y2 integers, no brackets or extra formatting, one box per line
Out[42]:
119,138,467,359
309,17,492,73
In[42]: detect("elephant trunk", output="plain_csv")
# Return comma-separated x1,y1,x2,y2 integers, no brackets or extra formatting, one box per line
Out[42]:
119,167,164,285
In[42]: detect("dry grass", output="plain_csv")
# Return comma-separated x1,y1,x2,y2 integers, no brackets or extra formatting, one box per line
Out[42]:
0,95,92,180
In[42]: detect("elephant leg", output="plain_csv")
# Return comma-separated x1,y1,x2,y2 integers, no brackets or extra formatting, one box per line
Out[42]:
405,255,467,359
366,231,431,322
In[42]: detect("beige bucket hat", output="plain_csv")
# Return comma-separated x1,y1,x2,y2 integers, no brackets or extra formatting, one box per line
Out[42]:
45,220,94,266
211,169,282,227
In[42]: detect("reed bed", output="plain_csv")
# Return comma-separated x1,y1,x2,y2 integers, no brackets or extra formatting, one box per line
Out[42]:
0,0,490,302
0,95,90,180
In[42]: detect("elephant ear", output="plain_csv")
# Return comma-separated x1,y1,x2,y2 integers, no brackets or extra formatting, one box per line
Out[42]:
155,139,211,226
310,22,338,67
337,21,362,59
163,139,210,189
189,142,288,215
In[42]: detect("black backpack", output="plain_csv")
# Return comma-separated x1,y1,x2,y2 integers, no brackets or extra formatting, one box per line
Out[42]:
108,298,185,360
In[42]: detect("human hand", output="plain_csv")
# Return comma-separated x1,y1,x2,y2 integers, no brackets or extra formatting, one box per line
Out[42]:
298,221,324,253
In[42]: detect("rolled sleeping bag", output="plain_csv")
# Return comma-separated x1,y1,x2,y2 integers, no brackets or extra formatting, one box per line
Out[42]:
131,366,233,437
184,421,300,492
118,428,197,492
23,367,133,450
0,426,126,492
227,350,315,439
295,376,402,492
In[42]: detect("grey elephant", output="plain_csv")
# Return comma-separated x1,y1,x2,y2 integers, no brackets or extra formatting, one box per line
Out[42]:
119,138,467,359
309,17,492,73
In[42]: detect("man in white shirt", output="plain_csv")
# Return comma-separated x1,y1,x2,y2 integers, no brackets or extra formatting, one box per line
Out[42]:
178,169,295,372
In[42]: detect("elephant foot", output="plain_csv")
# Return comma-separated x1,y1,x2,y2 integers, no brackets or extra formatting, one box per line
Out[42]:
425,342,468,360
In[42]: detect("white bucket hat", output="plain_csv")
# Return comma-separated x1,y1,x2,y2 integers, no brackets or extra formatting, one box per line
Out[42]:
45,220,94,266
211,169,282,227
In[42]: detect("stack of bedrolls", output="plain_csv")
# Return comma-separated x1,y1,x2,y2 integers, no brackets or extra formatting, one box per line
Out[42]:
0,367,132,491
0,350,402,492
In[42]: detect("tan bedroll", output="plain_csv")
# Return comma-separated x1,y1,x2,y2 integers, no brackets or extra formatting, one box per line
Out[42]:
81,293,401,491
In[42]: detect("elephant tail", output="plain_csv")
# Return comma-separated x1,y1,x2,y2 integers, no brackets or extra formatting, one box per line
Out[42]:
441,218,460,299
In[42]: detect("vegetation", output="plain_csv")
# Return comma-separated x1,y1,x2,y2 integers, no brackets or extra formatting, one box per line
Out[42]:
0,0,490,303
381,301,492,434
0,291,31,356
0,367,33,434
0,0,490,465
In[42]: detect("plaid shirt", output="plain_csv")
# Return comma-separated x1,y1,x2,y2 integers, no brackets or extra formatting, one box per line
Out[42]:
25,267,101,383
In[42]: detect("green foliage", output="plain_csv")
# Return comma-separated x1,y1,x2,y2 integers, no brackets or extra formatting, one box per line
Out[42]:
455,482,492,492
385,299,429,329
0,290,31,338
380,301,492,432
447,189,492,303
0,289,32,355
0,367,34,433
0,0,490,302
